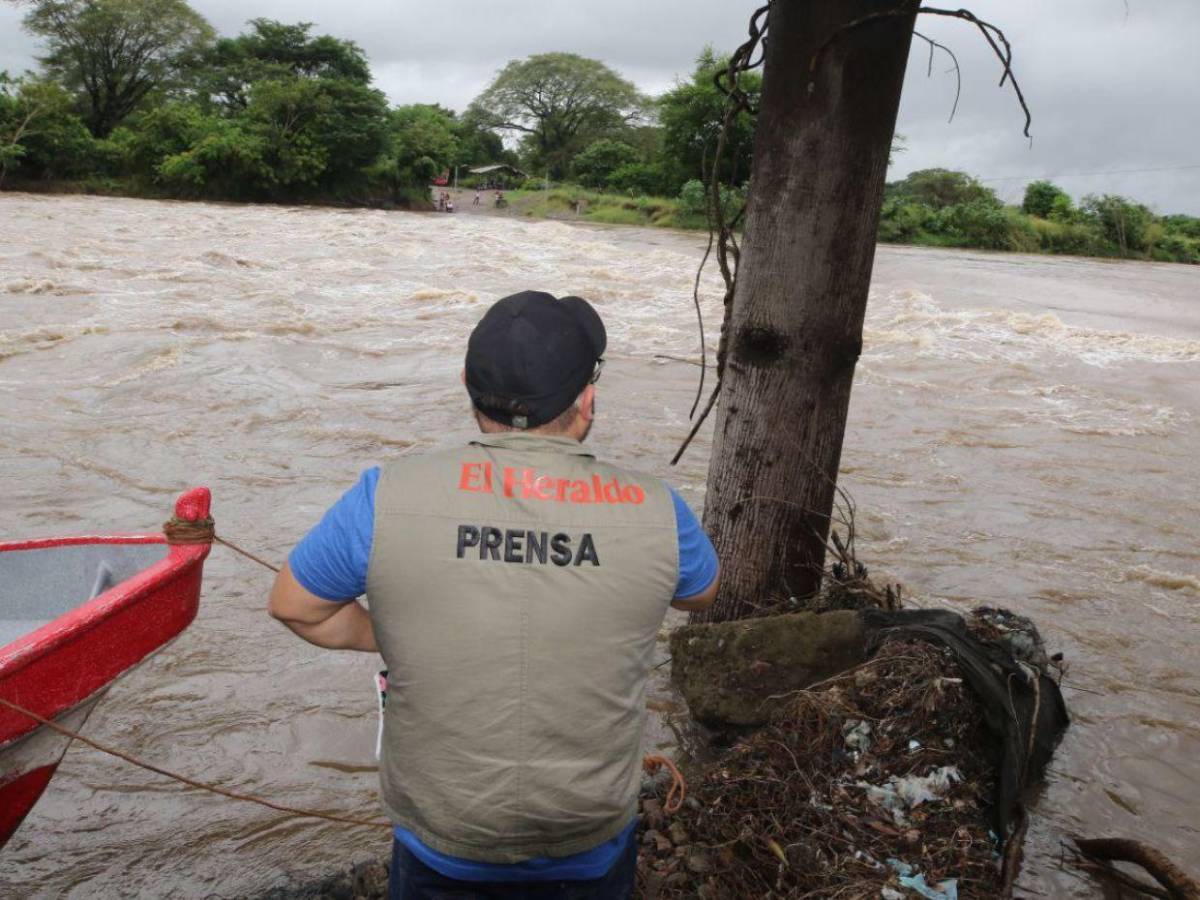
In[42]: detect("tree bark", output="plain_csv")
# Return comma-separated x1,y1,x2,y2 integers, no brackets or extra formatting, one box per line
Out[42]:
698,1,919,622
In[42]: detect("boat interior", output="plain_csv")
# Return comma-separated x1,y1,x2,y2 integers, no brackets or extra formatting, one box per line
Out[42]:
0,543,168,650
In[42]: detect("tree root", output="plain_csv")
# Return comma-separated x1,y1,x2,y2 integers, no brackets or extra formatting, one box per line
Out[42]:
1074,838,1200,900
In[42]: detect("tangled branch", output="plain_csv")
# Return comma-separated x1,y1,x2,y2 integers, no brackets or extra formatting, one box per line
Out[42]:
912,29,962,123
919,6,1033,139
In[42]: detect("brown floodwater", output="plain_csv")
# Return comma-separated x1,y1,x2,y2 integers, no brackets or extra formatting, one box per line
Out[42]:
1,192,1197,897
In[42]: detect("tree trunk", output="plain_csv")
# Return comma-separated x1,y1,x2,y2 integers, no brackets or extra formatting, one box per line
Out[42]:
698,1,918,622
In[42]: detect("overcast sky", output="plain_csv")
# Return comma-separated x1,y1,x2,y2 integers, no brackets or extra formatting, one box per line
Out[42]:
3,0,1199,213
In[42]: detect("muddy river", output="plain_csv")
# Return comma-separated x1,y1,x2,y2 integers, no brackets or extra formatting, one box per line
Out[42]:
1,193,1197,897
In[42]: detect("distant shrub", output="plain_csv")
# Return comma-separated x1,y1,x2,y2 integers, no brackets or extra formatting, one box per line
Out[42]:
572,139,639,188
1080,193,1153,255
1149,233,1200,264
1047,192,1077,223
878,198,937,242
934,201,1015,249
1030,218,1115,257
676,178,744,221
1004,209,1041,253
886,168,1000,210
607,161,672,196
1022,180,1071,219
1161,214,1200,240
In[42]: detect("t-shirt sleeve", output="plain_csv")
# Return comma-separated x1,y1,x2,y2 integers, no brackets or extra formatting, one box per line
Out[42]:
287,468,379,601
668,486,718,599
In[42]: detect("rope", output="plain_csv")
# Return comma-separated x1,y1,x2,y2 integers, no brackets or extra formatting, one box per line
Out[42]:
3,694,689,829
643,754,687,814
213,535,280,573
0,696,391,829
113,521,688,827
162,514,281,574
162,516,214,545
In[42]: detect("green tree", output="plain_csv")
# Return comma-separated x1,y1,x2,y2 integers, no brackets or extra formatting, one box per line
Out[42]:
154,117,266,196
572,138,638,187
239,74,389,192
0,72,96,182
658,47,761,192
18,0,214,137
145,19,389,198
887,168,999,209
198,19,370,111
1161,214,1200,240
1080,193,1153,255
1022,180,1070,219
467,52,645,178
123,100,217,172
452,111,508,167
379,104,459,189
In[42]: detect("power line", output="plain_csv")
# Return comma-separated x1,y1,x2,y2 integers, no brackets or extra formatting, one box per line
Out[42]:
977,164,1200,182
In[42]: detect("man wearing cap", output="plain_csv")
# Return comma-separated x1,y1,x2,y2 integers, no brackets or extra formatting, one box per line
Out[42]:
268,290,719,899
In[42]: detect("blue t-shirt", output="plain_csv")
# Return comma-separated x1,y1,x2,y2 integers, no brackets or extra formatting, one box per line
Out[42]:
289,467,718,881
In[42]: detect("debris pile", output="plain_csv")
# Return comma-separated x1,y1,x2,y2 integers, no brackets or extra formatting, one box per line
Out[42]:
639,637,1016,898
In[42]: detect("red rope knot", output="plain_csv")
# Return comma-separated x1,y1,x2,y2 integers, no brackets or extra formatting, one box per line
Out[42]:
163,515,215,545
642,754,687,815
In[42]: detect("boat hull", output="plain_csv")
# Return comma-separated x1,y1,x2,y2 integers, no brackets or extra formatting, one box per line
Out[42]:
0,488,210,848
0,694,104,846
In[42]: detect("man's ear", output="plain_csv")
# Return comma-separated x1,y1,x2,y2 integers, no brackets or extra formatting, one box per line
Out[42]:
460,368,467,385
578,384,596,421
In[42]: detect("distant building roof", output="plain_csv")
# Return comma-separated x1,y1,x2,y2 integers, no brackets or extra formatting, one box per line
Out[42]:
469,164,528,177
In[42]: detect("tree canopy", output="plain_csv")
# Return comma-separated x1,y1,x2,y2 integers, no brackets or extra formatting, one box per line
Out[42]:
468,52,645,178
886,167,998,209
198,18,371,111
1022,179,1070,219
19,0,214,137
658,47,761,191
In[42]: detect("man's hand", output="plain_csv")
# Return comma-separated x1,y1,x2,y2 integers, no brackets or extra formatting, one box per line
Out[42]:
268,562,378,652
670,565,720,613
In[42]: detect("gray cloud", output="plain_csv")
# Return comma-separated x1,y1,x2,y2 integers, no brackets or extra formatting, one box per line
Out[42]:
3,0,1197,213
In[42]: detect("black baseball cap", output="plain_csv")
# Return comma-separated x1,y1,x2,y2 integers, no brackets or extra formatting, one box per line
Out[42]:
465,290,606,429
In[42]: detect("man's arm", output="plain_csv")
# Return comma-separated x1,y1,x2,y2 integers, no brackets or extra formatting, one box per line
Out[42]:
268,562,378,652
666,486,720,613
670,564,720,612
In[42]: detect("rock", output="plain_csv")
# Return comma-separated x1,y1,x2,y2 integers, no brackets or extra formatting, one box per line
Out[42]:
641,797,665,830
685,850,713,875
643,829,673,854
669,610,867,728
668,820,690,845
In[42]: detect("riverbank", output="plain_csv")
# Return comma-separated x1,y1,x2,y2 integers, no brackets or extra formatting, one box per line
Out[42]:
444,183,1200,265
1,176,433,212
7,177,1198,265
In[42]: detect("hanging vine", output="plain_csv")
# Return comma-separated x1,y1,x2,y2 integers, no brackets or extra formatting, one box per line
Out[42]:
671,1,1033,465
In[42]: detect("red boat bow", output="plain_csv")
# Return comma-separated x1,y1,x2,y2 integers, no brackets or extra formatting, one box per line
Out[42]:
0,488,212,848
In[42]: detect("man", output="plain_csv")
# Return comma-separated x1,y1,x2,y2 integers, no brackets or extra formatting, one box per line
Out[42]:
268,290,719,899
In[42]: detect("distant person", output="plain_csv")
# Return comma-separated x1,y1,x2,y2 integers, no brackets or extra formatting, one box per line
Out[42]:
268,291,719,899
495,190,507,209
446,198,454,213
473,190,481,207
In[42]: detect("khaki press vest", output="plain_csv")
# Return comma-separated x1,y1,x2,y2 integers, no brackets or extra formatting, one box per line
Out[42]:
366,433,679,862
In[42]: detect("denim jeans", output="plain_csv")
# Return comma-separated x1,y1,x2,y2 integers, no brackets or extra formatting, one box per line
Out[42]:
387,834,638,900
